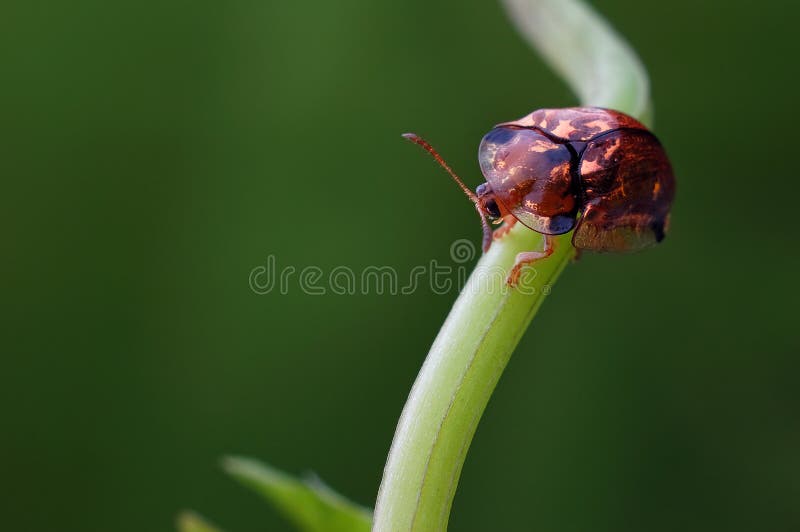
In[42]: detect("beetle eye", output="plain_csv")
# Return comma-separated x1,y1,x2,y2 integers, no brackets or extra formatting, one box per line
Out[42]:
484,199,501,219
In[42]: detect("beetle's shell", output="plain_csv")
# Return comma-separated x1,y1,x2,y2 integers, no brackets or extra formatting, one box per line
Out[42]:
478,107,675,252
573,128,674,251
502,107,647,142
479,127,577,235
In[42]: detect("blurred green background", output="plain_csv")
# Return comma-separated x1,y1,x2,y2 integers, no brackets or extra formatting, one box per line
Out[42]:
3,0,798,530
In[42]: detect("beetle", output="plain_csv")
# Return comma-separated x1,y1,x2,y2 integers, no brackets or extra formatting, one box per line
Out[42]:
404,107,675,285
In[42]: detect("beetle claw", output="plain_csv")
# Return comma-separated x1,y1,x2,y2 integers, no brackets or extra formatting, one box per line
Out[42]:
506,235,555,287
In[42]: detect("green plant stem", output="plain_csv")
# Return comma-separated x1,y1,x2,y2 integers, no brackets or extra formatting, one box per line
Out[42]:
502,0,652,125
372,1,652,530
373,228,573,531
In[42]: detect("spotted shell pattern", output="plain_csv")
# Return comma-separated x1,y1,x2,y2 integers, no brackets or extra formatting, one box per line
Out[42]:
478,107,675,252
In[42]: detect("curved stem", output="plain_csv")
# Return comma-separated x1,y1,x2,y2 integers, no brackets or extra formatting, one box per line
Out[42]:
373,227,573,531
373,0,652,530
502,0,652,125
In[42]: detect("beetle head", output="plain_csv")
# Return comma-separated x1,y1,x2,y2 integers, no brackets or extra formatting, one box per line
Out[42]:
475,182,501,220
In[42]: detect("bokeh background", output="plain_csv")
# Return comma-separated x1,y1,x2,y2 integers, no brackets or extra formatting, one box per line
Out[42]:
3,0,798,530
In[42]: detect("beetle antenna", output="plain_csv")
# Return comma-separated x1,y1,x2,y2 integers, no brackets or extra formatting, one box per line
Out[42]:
402,132,493,251
402,133,479,202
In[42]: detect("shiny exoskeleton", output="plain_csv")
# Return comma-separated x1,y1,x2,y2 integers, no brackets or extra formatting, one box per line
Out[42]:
403,107,675,284
476,107,675,253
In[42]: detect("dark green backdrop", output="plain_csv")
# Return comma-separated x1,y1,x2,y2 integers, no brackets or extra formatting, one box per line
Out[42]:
3,0,798,531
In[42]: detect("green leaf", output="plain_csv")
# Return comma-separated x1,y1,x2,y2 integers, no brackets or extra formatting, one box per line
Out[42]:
222,456,372,532
176,511,225,532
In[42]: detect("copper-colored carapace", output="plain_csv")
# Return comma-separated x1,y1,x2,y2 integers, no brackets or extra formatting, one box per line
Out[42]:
404,107,675,285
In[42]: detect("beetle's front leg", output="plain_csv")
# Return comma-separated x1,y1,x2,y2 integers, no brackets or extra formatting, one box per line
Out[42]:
506,234,554,286
492,215,518,241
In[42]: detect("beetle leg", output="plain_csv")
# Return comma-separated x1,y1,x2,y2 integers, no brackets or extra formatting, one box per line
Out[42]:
492,215,518,241
506,235,554,286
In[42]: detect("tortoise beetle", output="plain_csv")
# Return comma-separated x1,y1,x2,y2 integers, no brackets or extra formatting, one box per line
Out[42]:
404,107,675,285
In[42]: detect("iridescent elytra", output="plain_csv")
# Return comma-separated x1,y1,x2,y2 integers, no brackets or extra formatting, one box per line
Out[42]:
404,107,675,285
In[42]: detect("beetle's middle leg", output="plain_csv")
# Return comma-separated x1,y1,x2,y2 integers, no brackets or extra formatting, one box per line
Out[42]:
507,234,554,286
492,215,518,241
